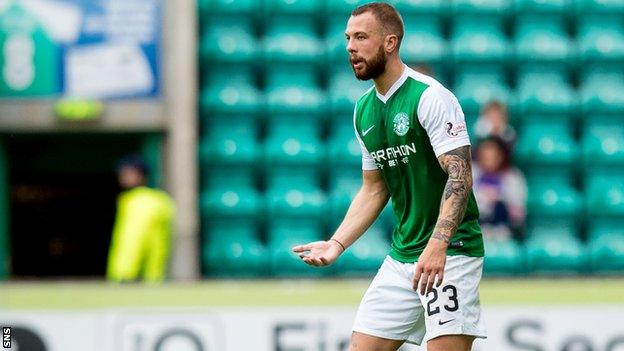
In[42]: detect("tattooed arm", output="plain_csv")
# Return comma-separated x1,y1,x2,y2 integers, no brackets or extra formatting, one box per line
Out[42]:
431,145,473,244
413,145,473,295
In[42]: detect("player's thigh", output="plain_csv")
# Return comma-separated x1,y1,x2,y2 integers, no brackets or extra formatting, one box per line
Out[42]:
427,334,475,351
353,256,427,345
348,331,404,351
418,256,486,343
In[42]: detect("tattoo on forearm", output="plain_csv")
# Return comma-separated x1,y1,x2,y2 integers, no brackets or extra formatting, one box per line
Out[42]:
436,218,458,232
433,146,473,243
431,231,451,243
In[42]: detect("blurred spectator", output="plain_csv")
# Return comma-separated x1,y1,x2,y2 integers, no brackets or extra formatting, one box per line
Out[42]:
473,136,527,240
106,155,175,283
474,101,516,148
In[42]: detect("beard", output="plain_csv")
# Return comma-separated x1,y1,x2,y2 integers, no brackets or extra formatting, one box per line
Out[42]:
350,45,387,81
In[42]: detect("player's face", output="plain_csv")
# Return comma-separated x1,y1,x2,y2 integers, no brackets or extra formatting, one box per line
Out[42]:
345,13,387,80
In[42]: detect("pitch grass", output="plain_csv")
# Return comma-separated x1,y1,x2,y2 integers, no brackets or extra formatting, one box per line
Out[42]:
1,278,623,310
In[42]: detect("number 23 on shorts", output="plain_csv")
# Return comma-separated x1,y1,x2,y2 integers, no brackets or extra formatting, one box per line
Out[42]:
425,284,459,317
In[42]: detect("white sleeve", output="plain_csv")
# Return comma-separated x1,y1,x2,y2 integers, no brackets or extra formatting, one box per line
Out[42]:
353,105,378,171
417,85,471,157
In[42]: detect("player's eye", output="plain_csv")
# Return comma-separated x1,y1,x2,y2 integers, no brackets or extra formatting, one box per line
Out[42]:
357,35,365,40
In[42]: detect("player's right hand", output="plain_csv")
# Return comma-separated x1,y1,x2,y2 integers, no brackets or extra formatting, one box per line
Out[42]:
292,241,343,267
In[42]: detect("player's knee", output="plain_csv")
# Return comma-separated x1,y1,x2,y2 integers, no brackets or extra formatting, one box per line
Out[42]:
348,331,403,351
427,334,475,351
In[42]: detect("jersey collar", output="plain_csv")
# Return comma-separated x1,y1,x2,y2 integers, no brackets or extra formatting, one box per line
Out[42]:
375,64,409,104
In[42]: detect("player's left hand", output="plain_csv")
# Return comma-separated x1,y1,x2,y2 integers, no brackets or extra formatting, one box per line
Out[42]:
413,239,448,295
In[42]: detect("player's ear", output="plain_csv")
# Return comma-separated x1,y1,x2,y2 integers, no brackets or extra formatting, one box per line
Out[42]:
385,34,399,54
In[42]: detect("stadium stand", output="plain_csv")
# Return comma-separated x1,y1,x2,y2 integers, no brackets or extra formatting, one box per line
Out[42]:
198,0,624,277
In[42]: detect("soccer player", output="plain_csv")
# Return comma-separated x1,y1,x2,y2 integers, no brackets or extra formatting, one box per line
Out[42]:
292,3,486,351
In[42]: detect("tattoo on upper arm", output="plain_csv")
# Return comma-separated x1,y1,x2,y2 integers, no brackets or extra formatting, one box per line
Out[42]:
438,146,472,181
431,146,473,243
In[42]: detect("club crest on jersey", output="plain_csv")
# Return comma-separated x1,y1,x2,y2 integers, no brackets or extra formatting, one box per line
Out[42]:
393,112,410,136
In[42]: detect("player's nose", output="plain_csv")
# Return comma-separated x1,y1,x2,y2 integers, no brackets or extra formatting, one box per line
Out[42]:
346,39,356,53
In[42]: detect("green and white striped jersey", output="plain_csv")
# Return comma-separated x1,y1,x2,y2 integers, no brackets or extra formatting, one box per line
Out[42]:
354,65,484,263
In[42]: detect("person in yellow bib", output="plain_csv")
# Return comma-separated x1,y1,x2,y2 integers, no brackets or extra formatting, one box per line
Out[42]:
106,156,175,283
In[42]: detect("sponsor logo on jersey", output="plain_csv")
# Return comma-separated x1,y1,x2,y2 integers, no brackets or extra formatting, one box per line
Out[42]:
445,122,467,138
393,112,410,136
370,142,417,168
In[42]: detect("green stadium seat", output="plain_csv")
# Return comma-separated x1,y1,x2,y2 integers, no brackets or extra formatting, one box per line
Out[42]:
267,218,328,277
514,68,577,115
575,0,624,14
514,0,570,15
581,121,624,169
200,183,263,220
514,17,573,65
578,18,624,63
198,0,260,16
325,0,445,16
483,238,525,275
200,18,257,64
265,173,327,220
527,225,579,239
264,122,327,220
264,120,325,166
263,18,323,64
586,224,624,273
265,66,327,116
454,67,511,121
580,70,624,115
199,118,259,166
512,114,573,129
326,15,349,63
327,170,395,231
390,0,446,15
515,121,579,166
328,168,361,227
586,223,619,241
327,122,362,168
401,16,447,68
526,231,587,274
589,232,624,274
200,167,262,219
451,18,510,64
326,0,370,15
200,68,263,116
202,219,268,277
335,224,389,276
328,68,373,115
265,0,322,15
452,0,512,15
585,175,624,219
525,179,583,233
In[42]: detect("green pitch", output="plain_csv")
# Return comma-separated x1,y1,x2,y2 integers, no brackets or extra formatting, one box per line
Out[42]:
1,278,623,309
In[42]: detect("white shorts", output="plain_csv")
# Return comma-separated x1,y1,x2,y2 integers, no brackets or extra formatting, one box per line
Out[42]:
352,255,487,345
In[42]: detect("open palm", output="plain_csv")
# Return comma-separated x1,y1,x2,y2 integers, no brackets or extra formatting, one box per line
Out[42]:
292,241,342,267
